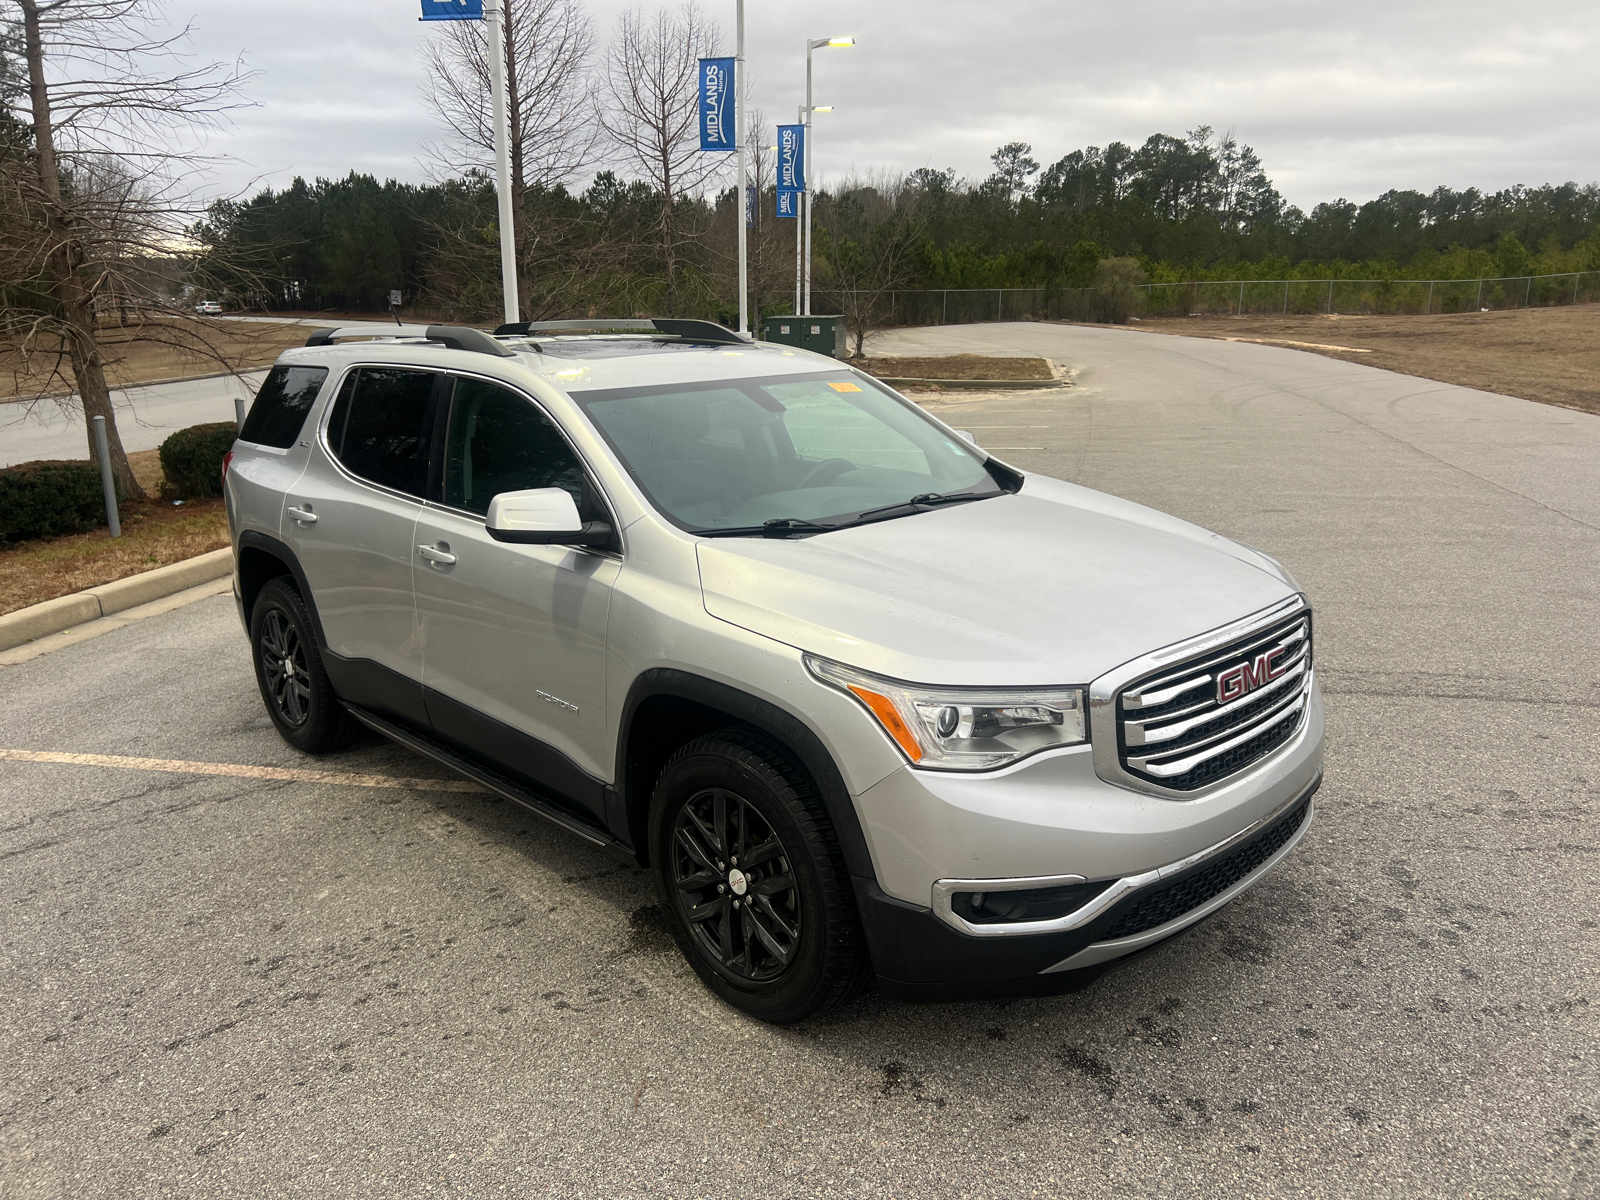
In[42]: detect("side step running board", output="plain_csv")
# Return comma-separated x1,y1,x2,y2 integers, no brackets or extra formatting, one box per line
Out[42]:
344,704,635,862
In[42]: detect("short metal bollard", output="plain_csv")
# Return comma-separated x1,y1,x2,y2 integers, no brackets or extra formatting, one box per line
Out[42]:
92,414,121,539
234,396,246,431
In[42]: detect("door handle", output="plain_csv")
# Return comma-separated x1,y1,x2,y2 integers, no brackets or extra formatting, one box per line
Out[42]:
417,543,457,566
286,505,318,525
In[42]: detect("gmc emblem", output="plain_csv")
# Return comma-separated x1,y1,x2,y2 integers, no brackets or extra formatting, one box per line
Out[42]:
1216,645,1288,704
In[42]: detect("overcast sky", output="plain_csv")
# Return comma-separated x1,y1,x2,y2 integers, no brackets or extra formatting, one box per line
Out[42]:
180,0,1599,210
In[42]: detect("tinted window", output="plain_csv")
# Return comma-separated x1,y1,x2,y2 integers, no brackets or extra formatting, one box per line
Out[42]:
239,366,328,449
327,368,437,497
442,377,585,516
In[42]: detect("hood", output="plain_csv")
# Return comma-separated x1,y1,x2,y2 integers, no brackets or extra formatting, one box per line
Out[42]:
696,475,1297,686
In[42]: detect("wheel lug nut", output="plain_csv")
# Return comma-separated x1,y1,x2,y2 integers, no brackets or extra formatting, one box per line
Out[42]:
718,884,725,893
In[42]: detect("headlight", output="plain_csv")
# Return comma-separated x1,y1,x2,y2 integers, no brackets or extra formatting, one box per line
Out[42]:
804,654,1087,771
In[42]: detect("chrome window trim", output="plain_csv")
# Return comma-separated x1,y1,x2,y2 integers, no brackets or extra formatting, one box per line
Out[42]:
928,774,1319,939
1089,593,1312,799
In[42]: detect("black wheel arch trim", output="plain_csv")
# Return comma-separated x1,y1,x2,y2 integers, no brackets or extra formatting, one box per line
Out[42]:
616,668,878,886
236,530,328,649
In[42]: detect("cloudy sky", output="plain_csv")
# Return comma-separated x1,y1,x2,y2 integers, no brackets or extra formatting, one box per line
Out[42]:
180,0,1599,210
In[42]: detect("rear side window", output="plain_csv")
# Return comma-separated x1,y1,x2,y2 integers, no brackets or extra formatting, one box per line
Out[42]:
441,377,585,516
324,368,438,498
239,366,328,449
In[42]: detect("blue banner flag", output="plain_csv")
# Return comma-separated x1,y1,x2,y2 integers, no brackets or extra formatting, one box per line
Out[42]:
776,124,805,191
776,189,800,219
419,0,482,19
698,58,736,151
746,184,757,228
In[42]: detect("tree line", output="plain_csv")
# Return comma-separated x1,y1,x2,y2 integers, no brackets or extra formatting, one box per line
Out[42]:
192,125,1600,324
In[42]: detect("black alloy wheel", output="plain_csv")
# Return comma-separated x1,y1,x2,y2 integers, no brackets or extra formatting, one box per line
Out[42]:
249,577,356,754
259,608,311,728
670,787,802,982
650,729,869,1024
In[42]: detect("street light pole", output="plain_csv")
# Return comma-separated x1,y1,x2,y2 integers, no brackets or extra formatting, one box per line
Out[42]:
735,0,748,335
794,103,804,317
802,36,852,317
487,0,519,326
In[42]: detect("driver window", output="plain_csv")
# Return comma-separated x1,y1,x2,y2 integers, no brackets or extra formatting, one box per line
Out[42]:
442,377,585,516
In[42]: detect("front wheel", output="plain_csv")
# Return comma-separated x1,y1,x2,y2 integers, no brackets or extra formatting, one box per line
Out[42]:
249,577,356,754
650,729,869,1024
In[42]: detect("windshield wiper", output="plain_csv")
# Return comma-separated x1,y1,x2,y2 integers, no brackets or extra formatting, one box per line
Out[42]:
850,490,994,524
692,517,837,538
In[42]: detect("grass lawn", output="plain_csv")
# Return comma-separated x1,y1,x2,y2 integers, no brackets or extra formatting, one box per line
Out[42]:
0,319,310,399
0,449,229,617
849,354,1055,381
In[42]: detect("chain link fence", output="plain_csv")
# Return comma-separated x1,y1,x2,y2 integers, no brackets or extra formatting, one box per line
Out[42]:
830,270,1600,327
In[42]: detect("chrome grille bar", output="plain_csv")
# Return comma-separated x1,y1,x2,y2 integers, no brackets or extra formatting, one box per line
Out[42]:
1124,647,1309,746
1110,606,1313,792
1127,676,1311,777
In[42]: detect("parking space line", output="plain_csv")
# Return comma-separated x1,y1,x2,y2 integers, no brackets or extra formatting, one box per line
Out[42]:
0,748,484,793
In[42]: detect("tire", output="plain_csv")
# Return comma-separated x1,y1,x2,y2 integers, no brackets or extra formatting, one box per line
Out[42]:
249,577,356,755
650,728,870,1024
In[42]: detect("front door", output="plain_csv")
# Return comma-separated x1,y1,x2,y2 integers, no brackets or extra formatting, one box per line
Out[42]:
413,374,618,822
281,366,442,729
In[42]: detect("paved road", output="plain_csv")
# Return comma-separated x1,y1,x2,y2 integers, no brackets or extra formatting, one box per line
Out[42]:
2,322,1595,1198
0,321,401,467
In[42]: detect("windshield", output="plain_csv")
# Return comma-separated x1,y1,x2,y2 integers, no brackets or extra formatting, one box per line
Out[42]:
570,370,1002,532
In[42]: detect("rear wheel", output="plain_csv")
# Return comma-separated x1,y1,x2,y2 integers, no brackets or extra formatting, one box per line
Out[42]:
651,729,868,1023
249,577,356,754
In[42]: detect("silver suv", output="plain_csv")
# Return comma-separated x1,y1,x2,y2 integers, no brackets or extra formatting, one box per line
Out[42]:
225,319,1323,1023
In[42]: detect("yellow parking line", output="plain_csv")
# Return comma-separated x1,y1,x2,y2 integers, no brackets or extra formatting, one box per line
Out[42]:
0,748,483,793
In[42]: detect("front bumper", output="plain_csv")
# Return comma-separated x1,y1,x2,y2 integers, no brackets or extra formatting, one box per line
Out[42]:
846,681,1323,997
854,774,1317,1000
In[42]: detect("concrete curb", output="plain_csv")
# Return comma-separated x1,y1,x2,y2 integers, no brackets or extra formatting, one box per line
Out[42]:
873,377,1070,391
0,547,233,651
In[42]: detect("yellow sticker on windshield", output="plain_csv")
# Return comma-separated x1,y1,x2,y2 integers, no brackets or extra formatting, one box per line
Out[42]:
827,381,863,392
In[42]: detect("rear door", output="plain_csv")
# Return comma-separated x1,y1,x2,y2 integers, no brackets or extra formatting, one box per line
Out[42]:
413,373,619,822
279,366,443,729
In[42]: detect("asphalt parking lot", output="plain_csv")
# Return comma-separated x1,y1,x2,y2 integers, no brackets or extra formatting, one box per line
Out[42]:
2,321,1596,1198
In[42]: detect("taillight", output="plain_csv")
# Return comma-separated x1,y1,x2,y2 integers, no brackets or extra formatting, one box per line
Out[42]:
221,449,234,486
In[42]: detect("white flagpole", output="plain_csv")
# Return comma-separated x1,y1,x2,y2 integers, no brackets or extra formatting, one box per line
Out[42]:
487,0,519,325
735,0,748,335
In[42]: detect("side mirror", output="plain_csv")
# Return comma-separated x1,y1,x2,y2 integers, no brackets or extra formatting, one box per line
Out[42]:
485,487,612,548
955,429,978,445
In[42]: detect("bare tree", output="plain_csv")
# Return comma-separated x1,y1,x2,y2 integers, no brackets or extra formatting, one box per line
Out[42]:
421,0,596,316
813,173,920,357
595,2,723,316
5,0,251,499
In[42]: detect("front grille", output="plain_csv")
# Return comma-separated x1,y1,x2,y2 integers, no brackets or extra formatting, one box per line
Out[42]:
1101,797,1311,940
1116,609,1312,791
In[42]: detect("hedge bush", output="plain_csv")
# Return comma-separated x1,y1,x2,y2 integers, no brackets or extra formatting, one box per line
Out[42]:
0,460,117,543
159,421,238,499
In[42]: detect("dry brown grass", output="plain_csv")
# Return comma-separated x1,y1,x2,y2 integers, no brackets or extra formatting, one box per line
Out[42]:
0,447,229,615
850,354,1054,382
1126,305,1600,415
1,318,309,399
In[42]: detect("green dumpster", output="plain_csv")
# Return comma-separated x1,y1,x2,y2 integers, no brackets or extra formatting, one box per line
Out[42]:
761,314,846,358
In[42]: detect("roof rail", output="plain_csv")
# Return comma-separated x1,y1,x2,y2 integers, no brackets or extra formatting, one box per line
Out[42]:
492,317,749,347
304,324,517,358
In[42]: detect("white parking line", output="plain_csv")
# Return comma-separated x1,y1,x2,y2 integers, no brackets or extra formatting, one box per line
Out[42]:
0,748,484,793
